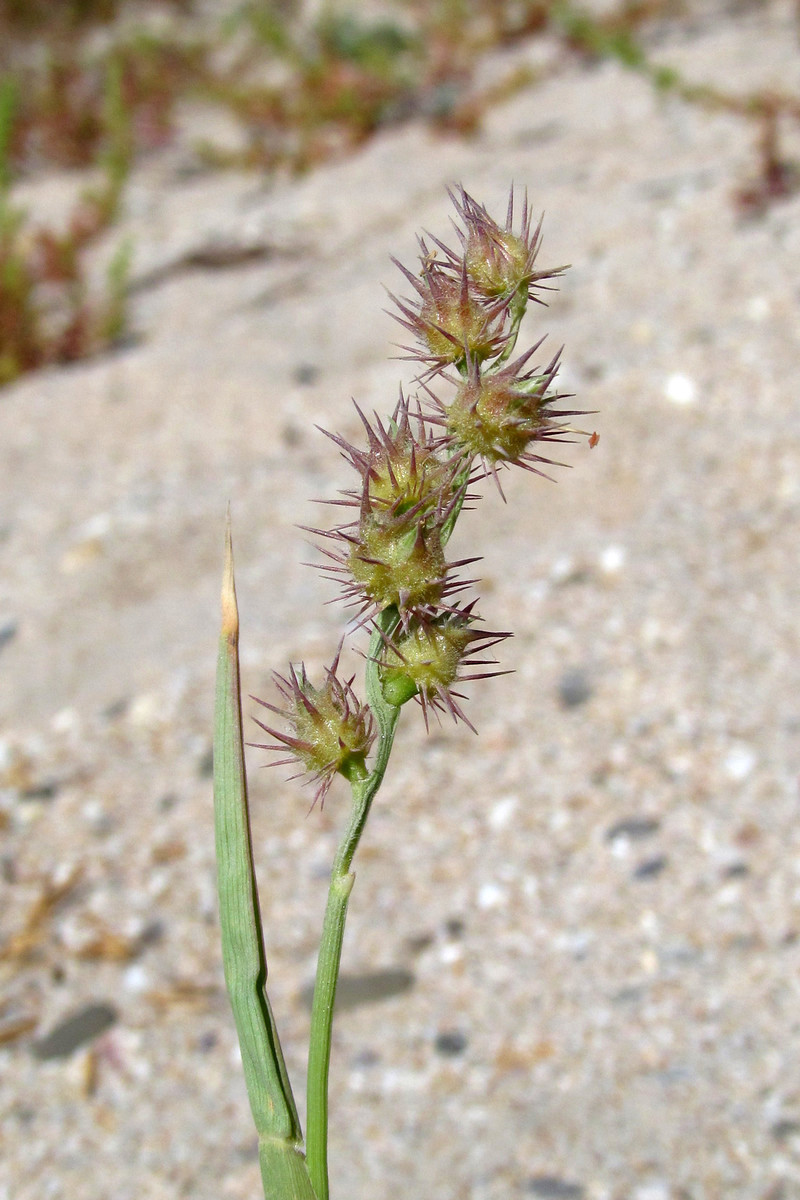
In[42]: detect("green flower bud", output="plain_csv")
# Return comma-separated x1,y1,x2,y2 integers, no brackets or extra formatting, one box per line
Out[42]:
378,609,511,728
348,516,447,613
252,660,375,805
381,619,471,705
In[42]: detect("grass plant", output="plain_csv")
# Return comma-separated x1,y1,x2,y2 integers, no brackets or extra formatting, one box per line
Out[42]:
0,56,133,386
214,185,596,1200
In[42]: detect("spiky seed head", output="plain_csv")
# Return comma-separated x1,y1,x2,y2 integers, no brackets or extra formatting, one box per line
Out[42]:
464,225,532,299
330,395,457,521
251,661,375,806
451,185,566,302
378,608,511,728
381,619,471,706
418,268,497,365
367,427,450,518
347,515,448,614
390,256,506,374
439,349,574,472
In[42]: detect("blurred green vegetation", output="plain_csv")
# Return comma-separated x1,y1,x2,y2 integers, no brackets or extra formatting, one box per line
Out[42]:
0,0,796,386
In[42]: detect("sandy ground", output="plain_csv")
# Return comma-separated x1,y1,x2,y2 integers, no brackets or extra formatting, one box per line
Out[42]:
2,4,800,1199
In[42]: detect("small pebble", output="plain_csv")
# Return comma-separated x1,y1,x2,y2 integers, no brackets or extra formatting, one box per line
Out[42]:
197,746,214,778
724,743,757,782
599,544,625,575
477,882,507,910
299,968,415,1012
663,373,696,405
20,779,59,802
405,931,434,954
527,1177,584,1198
771,1119,800,1141
488,795,518,830
123,965,150,994
434,1029,468,1057
0,620,18,652
558,668,593,709
633,856,668,880
606,817,660,842
33,1003,118,1060
632,1184,671,1200
746,295,770,321
292,363,319,386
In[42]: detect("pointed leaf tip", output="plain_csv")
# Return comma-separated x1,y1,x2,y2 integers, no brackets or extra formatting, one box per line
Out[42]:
221,509,239,645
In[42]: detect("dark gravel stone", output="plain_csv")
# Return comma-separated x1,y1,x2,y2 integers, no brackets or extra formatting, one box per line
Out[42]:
722,861,749,878
526,1176,584,1198
771,1119,800,1140
33,1003,118,1060
557,668,593,708
633,855,668,879
197,745,214,778
292,363,319,386
20,779,59,802
434,1029,468,1057
405,931,434,954
0,620,18,652
300,967,415,1012
606,816,660,841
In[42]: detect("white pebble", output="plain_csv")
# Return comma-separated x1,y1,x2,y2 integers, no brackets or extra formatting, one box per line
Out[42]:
550,555,575,583
79,512,112,540
664,373,697,405
129,692,163,729
599,544,626,575
123,964,150,994
477,882,507,910
724,743,757,782
52,707,80,734
746,295,770,321
488,795,518,831
633,1184,671,1200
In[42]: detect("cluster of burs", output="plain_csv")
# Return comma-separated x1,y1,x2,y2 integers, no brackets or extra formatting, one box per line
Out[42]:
253,186,588,803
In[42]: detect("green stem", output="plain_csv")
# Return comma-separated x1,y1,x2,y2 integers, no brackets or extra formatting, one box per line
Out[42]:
305,610,402,1200
492,283,528,367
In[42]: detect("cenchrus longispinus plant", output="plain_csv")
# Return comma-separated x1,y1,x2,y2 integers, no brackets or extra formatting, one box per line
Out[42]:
213,185,596,1200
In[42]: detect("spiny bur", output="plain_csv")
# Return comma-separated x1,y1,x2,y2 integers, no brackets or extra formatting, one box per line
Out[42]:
255,184,594,804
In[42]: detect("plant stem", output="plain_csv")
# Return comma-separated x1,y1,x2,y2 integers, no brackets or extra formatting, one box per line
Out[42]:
305,610,402,1200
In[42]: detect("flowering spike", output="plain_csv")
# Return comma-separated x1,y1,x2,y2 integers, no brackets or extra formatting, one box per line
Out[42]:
250,662,375,807
425,346,587,481
443,184,567,304
377,606,511,727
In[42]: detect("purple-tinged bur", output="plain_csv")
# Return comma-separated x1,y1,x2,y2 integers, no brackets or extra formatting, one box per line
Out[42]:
439,185,568,303
251,656,375,807
322,392,458,521
425,346,587,489
389,256,507,375
312,398,479,622
376,603,512,732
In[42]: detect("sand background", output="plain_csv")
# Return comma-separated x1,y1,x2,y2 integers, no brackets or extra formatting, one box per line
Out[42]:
2,3,800,1198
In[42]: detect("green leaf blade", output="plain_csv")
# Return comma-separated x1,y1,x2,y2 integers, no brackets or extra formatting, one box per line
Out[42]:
213,518,318,1200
